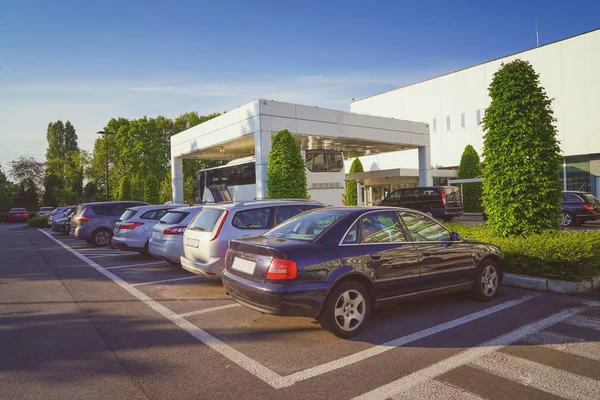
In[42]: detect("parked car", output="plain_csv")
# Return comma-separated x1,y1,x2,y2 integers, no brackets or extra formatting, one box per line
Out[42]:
377,186,463,220
71,201,148,246
52,208,76,234
222,207,503,338
7,208,29,223
48,206,77,226
181,199,324,278
149,205,203,264
561,191,600,227
112,205,179,254
35,207,55,217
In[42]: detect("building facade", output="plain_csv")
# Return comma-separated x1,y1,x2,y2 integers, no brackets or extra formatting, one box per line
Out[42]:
351,28,600,196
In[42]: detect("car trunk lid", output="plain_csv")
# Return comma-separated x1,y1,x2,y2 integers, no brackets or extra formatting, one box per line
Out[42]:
183,207,227,263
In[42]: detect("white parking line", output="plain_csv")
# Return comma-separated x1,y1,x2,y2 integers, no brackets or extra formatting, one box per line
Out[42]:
282,293,541,386
105,261,167,270
131,276,203,287
178,304,241,318
88,253,135,258
352,307,586,400
38,229,288,389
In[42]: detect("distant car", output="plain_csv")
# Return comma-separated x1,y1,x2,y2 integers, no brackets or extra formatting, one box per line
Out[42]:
35,207,55,217
181,199,324,278
71,201,148,246
561,191,600,227
48,206,77,226
377,186,463,221
7,208,29,223
223,207,503,338
149,206,203,264
112,205,179,254
52,208,76,234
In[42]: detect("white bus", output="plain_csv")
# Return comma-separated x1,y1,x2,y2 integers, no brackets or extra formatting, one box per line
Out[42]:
194,150,345,206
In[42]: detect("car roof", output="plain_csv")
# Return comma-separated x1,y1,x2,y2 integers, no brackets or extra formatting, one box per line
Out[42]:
127,204,178,212
170,206,203,212
202,199,324,210
80,201,149,206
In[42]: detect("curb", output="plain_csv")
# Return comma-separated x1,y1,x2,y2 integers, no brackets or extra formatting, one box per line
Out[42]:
503,273,600,294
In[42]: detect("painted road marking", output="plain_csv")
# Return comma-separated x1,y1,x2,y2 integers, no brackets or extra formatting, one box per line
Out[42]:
88,253,135,258
523,330,600,362
583,300,600,308
471,351,600,400
391,380,485,400
282,294,541,386
352,307,586,400
105,261,167,270
39,229,288,389
178,304,241,318
131,276,203,287
565,314,600,331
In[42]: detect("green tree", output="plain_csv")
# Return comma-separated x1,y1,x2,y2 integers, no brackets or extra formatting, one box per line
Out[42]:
345,158,364,206
457,145,483,212
160,175,172,204
184,176,195,204
267,130,307,199
118,176,133,200
0,163,17,210
482,59,562,237
144,175,160,204
10,156,44,191
83,181,98,203
42,174,64,206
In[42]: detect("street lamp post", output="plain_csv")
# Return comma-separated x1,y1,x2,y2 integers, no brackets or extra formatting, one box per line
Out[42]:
97,131,116,201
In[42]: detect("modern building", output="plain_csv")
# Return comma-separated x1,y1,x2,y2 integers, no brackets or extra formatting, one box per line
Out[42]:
351,27,600,197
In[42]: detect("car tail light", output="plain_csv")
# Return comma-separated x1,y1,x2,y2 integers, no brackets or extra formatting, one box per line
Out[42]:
584,204,595,211
119,221,144,230
78,207,92,222
209,210,229,241
164,226,187,235
442,190,447,206
266,258,297,280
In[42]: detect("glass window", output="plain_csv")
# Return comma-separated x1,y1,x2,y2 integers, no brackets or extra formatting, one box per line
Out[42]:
264,211,344,241
189,208,225,232
563,193,582,202
432,118,437,133
583,193,599,203
342,221,359,244
461,112,466,128
360,211,407,244
141,209,169,220
274,205,317,225
476,109,481,125
399,211,450,242
232,208,273,229
159,211,190,225
446,116,451,131
305,150,344,172
444,186,461,201
388,190,402,200
120,209,138,221
112,204,128,217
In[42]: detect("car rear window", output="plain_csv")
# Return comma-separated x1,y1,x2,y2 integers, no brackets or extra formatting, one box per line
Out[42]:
444,187,461,201
41,207,54,211
10,208,27,212
188,208,225,232
264,211,344,241
583,193,599,204
120,209,138,221
74,205,85,216
159,211,190,225
232,207,272,229
141,209,170,220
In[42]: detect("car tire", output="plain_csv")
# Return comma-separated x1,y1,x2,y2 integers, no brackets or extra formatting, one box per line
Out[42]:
471,259,501,301
320,281,371,339
92,228,112,247
560,211,574,227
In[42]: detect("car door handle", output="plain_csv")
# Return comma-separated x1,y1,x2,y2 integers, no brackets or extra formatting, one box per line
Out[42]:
369,253,382,260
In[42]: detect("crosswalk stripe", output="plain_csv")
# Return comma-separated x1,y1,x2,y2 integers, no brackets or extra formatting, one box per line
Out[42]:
523,330,600,362
470,351,600,400
352,307,585,400
391,380,485,400
565,315,600,331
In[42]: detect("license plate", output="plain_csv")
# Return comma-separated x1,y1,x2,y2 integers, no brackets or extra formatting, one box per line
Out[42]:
231,257,256,275
152,231,161,239
186,238,199,248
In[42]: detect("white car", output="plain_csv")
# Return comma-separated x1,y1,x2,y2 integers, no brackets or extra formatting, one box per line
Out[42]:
149,206,202,264
36,207,55,217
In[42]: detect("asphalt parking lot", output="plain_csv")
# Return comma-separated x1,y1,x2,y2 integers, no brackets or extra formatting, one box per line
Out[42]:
1,227,599,400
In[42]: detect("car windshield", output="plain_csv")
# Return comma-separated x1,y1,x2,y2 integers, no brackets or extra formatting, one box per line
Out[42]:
264,211,344,241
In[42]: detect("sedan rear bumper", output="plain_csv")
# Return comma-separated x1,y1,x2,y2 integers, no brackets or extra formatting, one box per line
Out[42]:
222,270,329,318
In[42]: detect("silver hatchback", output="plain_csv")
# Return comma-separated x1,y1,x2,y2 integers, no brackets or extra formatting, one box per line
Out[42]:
112,205,179,254
149,205,203,264
181,199,324,278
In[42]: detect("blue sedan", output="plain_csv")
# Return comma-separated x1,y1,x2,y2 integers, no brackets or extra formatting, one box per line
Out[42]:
222,207,503,338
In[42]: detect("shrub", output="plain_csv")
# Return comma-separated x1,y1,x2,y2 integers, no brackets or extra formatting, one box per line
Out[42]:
144,175,160,204
118,176,133,201
267,130,307,199
0,213,7,223
481,59,562,237
457,145,482,212
28,216,49,228
446,223,600,281
345,158,364,206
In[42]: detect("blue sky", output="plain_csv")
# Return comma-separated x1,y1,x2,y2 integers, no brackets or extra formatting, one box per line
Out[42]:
1,0,599,168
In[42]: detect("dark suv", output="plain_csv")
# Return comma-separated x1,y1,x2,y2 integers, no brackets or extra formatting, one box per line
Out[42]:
377,186,463,220
71,201,148,246
561,191,600,227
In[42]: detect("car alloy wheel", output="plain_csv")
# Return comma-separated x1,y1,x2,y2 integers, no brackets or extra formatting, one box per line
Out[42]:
560,211,573,227
472,259,501,301
94,229,111,246
480,265,498,297
334,289,366,332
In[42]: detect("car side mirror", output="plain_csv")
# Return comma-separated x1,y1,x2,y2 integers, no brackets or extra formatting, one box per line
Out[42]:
450,232,461,241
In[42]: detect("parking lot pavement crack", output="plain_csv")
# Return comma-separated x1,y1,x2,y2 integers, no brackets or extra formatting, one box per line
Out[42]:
28,230,152,400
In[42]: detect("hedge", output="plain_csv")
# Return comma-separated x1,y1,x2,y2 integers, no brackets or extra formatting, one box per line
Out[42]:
28,216,49,228
446,223,600,282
